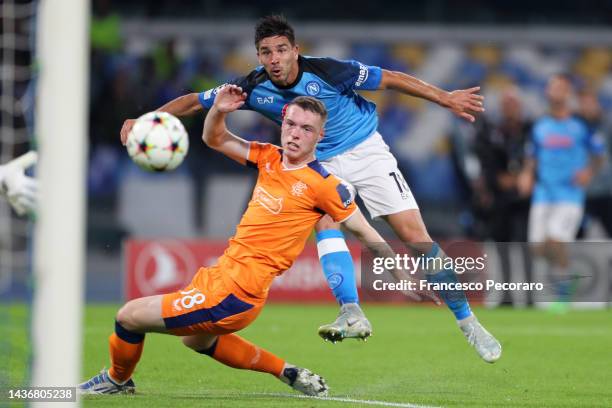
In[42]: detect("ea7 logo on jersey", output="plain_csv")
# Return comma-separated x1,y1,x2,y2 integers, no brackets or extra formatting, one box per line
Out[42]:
257,96,274,104
305,81,321,96
355,63,369,87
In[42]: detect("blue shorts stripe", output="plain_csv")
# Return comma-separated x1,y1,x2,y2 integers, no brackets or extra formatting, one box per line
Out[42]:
163,294,254,330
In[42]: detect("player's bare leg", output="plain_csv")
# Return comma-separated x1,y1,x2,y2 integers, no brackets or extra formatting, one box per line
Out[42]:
315,215,372,342
115,295,168,333
78,295,167,395
382,209,432,244
183,333,329,396
383,209,502,363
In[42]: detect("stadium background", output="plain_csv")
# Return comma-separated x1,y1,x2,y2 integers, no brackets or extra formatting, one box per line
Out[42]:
88,0,612,303
1,1,612,407
2,0,612,303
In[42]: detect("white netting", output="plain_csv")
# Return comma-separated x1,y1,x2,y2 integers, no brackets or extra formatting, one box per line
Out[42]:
0,0,36,395
0,0,36,296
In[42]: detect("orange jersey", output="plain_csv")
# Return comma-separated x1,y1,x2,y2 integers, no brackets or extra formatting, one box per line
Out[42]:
213,142,357,299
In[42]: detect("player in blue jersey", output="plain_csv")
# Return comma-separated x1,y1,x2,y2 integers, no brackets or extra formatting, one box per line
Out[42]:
518,74,604,308
121,15,501,363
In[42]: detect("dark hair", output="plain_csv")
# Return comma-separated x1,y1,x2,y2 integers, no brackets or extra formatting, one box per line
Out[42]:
286,96,328,124
254,15,295,48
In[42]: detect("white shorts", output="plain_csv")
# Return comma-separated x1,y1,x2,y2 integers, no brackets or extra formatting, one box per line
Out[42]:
528,203,584,242
321,132,418,220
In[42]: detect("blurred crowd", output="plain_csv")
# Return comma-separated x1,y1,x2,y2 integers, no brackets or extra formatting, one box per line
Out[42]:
456,85,612,241
88,3,612,243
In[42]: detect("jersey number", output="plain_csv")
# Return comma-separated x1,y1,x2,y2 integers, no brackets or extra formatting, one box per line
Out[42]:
173,288,206,311
389,172,410,200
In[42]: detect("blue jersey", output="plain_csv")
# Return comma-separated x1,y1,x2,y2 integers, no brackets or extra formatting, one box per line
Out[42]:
528,115,605,204
198,56,383,161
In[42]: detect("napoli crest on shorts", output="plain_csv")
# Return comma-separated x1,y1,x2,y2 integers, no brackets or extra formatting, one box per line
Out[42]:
305,81,321,96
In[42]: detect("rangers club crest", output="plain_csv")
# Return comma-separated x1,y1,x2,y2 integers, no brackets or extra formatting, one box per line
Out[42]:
291,180,308,197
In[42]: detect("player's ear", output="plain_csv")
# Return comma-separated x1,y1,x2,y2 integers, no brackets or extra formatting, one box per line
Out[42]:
281,104,289,120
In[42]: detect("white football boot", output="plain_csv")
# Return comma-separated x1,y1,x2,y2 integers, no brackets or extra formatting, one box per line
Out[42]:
78,369,136,395
318,303,372,343
280,366,329,397
459,315,502,363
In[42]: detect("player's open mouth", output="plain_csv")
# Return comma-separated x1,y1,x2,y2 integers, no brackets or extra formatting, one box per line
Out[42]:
287,142,299,151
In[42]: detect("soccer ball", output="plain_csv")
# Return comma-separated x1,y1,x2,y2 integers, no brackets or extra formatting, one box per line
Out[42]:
126,112,189,171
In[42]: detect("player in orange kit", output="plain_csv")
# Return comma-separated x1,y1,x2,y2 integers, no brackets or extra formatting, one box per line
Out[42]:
79,85,433,396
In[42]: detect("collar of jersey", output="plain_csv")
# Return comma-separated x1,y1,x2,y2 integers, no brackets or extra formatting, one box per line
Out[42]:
272,55,305,90
277,148,317,171
281,162,308,171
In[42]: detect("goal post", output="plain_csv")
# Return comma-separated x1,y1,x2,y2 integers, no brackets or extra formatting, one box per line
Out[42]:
31,0,89,403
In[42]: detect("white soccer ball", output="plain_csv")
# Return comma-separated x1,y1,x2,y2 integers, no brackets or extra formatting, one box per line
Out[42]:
126,111,189,171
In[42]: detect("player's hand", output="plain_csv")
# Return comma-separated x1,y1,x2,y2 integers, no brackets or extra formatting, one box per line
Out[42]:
0,151,38,217
440,86,485,122
213,84,247,113
401,279,441,305
392,269,441,305
517,170,534,197
573,167,594,187
120,118,136,146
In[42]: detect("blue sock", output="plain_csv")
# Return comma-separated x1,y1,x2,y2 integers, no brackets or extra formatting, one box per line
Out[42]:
316,229,359,305
425,243,472,320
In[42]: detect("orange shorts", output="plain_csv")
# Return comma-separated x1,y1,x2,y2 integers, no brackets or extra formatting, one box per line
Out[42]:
161,265,264,336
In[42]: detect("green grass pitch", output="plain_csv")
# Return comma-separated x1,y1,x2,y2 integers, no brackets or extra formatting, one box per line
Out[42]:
3,304,612,407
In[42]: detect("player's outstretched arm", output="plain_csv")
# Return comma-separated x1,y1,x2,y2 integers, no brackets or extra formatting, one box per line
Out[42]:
202,85,250,164
342,209,440,304
379,70,485,122
120,93,202,145
341,209,392,256
0,151,38,217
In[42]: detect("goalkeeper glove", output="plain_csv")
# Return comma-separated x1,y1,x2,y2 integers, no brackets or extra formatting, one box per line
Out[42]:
0,151,38,217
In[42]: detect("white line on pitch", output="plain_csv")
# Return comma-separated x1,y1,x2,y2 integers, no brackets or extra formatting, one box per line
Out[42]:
252,392,442,408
